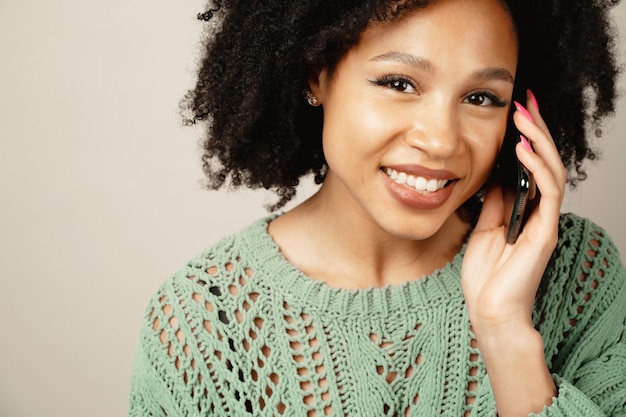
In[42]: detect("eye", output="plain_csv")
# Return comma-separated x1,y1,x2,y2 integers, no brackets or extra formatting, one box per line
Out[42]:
463,91,507,107
370,75,418,94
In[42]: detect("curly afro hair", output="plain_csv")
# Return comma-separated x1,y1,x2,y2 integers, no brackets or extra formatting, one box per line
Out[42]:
181,0,622,211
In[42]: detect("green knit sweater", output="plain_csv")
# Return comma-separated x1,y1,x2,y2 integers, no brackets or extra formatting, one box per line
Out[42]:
129,213,626,416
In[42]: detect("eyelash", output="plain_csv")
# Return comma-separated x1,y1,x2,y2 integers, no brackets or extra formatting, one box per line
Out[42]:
370,75,418,93
370,75,507,108
464,90,507,108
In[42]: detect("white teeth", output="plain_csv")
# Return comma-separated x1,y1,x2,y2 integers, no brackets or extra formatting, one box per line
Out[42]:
427,179,439,192
384,168,449,193
415,176,428,191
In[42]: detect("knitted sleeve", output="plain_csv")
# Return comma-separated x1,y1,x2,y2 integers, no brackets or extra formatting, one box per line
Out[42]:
128,277,198,417
530,214,626,417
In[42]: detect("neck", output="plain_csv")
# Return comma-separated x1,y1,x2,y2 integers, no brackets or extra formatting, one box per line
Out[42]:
269,182,470,289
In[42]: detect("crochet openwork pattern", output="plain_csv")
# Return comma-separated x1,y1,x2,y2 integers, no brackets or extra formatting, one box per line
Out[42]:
130,214,626,416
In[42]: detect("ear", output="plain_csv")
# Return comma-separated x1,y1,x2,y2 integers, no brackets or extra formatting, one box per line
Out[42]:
307,68,329,104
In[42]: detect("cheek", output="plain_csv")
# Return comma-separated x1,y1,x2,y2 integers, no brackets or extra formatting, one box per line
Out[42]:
476,147,500,179
321,100,399,162
467,125,506,179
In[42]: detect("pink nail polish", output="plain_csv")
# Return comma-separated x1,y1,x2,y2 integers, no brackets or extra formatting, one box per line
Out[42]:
514,101,534,122
520,135,533,153
527,89,539,111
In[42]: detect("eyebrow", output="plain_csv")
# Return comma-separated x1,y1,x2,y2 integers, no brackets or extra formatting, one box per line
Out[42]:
371,51,435,72
370,51,515,84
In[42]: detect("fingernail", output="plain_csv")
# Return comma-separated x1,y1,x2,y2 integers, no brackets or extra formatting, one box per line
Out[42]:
520,135,534,153
514,101,534,122
527,89,539,111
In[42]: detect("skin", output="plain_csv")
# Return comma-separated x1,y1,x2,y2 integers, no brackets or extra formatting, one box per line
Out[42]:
270,0,567,414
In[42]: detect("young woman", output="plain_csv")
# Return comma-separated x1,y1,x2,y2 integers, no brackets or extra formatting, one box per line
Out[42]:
129,0,625,416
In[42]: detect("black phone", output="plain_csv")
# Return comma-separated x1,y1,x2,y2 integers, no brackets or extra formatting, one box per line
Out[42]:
496,104,537,244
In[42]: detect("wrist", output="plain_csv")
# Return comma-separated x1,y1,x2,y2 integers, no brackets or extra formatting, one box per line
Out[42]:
475,326,557,416
472,320,540,353
467,295,536,337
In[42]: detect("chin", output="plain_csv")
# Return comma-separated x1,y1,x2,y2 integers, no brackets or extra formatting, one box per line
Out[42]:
375,212,452,242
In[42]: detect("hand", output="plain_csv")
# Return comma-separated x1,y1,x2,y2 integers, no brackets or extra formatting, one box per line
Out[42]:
461,91,565,416
462,90,567,330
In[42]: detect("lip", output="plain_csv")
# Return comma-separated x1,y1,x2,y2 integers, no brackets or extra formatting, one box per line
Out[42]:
380,165,459,210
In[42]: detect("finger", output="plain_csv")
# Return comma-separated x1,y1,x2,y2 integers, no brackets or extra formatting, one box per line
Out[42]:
515,143,563,203
525,90,550,135
515,143,563,233
512,109,556,156
513,112,567,187
529,92,568,193
474,183,504,233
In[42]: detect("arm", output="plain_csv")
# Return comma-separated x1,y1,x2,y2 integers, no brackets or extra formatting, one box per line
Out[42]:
465,212,626,416
128,281,200,417
129,338,177,417
461,91,626,416
128,290,181,417
476,231,626,417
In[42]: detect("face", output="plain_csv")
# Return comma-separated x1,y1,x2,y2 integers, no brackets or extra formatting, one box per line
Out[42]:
310,0,519,241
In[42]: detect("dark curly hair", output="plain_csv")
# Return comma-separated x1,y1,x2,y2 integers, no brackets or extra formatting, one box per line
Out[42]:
181,0,622,211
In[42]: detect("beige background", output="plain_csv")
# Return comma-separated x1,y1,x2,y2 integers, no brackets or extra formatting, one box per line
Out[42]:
0,1,624,416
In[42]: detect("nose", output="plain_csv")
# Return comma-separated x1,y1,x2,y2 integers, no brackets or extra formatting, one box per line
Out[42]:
404,102,463,159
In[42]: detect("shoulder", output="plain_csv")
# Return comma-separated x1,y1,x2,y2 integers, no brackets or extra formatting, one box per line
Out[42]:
167,215,275,282
556,212,618,251
130,216,279,413
138,215,277,339
553,213,624,285
187,215,276,268
135,215,279,357
153,214,275,296
536,213,626,370
534,212,626,306
546,212,626,302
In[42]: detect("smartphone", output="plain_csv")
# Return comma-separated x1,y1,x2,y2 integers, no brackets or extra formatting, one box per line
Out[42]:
496,105,537,244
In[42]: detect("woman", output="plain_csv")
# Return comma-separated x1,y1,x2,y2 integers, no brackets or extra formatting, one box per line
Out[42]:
129,0,625,415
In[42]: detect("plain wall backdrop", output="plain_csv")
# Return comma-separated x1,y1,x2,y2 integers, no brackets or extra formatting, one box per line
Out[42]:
0,1,624,416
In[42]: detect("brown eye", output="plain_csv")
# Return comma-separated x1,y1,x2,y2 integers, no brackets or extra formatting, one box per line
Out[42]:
466,93,490,106
371,75,417,94
390,79,411,92
463,91,506,107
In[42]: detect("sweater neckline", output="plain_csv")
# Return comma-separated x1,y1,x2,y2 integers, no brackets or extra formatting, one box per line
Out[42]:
243,216,467,318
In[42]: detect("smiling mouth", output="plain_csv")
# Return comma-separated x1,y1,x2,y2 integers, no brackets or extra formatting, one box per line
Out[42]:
383,167,455,193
